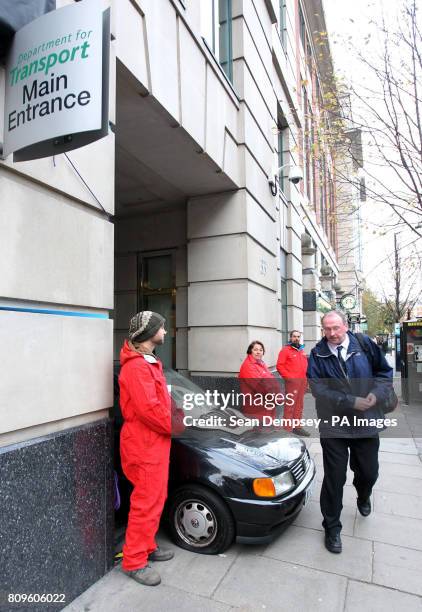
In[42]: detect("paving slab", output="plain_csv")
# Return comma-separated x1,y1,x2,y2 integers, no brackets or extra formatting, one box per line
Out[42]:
402,405,422,415
310,453,324,466
64,567,231,612
378,451,422,466
373,490,422,519
375,462,422,479
263,525,372,581
401,419,422,430
373,541,422,596
379,438,418,455
293,500,356,536
311,453,422,482
408,433,422,443
213,554,347,612
156,543,240,598
375,473,422,496
345,580,422,611
354,512,422,550
134,532,242,598
307,441,322,456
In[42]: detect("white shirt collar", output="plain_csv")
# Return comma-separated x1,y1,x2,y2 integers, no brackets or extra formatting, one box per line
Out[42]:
327,333,350,357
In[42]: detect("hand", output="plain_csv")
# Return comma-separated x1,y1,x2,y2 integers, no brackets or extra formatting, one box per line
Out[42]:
366,393,377,407
354,396,373,411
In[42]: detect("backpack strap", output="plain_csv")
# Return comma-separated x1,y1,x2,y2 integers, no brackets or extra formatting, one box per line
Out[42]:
353,332,376,372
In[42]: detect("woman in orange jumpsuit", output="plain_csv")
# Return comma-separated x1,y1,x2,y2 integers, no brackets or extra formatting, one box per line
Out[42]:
238,340,280,424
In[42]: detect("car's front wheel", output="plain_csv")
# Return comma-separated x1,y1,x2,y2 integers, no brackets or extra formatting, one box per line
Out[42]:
168,484,235,554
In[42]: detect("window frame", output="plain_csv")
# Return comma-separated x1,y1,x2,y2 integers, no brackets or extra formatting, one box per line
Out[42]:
277,106,289,195
201,0,233,83
279,0,287,51
280,249,289,346
299,3,306,49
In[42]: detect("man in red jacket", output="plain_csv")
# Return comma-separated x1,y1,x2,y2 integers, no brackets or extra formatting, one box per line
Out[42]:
276,330,309,436
119,311,174,587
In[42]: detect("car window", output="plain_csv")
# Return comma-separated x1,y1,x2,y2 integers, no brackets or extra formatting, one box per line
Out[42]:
165,369,252,434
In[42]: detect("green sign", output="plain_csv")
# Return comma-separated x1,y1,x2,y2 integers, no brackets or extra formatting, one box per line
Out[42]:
317,295,332,313
4,0,110,161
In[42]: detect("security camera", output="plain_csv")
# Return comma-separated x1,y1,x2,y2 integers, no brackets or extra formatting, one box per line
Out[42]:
288,166,303,184
269,164,304,196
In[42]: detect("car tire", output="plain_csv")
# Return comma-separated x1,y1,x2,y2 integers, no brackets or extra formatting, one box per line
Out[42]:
168,484,235,554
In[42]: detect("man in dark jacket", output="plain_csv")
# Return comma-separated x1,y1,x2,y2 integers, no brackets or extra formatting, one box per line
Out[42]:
307,310,393,555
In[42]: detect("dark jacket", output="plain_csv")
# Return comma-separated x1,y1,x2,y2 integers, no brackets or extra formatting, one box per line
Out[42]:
307,332,393,437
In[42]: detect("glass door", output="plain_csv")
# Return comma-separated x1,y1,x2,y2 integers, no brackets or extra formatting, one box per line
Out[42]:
138,252,176,369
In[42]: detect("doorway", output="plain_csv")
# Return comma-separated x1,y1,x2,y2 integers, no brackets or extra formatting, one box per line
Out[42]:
138,251,176,369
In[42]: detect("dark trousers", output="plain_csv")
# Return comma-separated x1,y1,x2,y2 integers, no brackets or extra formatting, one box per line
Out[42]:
320,436,380,533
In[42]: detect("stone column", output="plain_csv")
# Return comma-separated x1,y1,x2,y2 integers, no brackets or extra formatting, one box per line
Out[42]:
302,236,321,351
187,189,279,375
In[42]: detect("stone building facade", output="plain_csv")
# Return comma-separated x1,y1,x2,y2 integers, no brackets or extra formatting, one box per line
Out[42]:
0,0,359,603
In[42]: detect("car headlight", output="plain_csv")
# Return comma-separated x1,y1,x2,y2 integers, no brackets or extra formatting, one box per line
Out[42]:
273,471,295,495
253,471,295,497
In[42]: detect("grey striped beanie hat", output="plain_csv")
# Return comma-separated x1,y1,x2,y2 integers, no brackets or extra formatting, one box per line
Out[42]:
128,311,165,343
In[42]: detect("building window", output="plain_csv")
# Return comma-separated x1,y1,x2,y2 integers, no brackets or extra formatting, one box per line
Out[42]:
302,87,310,198
201,0,233,82
328,175,336,250
306,104,314,203
278,130,285,193
316,78,323,112
306,36,313,76
277,107,288,195
311,116,317,211
279,0,286,50
280,250,288,345
299,3,305,48
319,154,327,232
138,252,176,369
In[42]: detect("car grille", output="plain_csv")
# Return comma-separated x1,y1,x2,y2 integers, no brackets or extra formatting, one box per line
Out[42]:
290,451,310,483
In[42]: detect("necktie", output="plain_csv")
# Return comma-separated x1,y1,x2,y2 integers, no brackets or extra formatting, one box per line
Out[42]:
337,345,347,377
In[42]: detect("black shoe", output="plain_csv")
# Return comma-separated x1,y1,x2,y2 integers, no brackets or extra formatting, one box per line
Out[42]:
324,532,342,554
357,498,371,517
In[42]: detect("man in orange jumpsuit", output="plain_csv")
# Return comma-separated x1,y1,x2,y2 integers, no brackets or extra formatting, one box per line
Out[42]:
119,311,174,586
277,330,309,436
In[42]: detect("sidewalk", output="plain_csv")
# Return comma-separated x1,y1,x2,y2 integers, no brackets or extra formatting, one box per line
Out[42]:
65,399,422,612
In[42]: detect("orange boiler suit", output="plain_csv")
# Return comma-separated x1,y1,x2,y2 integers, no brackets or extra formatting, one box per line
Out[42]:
276,344,308,431
118,340,172,571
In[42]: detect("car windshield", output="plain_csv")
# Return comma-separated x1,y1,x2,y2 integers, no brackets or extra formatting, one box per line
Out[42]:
165,368,254,434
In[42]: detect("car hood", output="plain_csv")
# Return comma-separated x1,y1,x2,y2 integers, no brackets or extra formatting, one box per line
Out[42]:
179,430,305,472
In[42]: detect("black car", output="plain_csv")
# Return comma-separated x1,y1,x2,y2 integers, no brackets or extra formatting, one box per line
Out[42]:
113,368,316,555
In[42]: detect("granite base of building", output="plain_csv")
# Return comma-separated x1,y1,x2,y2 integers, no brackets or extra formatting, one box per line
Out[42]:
0,419,114,611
